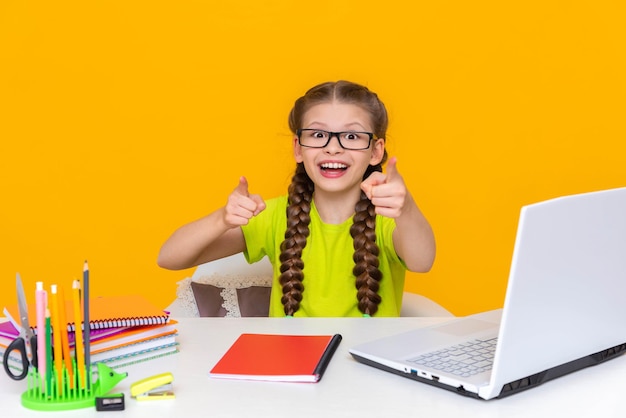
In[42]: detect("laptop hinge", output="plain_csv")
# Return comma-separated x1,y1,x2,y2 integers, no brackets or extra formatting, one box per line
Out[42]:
497,342,626,398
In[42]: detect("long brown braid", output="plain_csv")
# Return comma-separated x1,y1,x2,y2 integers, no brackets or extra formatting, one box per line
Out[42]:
279,80,389,316
279,163,313,316
351,163,384,316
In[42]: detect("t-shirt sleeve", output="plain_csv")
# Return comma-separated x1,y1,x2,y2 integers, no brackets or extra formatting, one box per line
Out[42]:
241,196,286,264
378,215,406,268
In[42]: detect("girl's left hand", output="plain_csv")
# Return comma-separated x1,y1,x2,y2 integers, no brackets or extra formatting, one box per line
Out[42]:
360,157,407,218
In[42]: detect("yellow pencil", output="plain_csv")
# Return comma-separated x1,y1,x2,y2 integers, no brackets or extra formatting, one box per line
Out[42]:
72,279,86,389
50,284,64,396
56,284,74,389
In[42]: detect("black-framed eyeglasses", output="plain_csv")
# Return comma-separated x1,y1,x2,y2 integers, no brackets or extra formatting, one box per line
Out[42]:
296,129,377,150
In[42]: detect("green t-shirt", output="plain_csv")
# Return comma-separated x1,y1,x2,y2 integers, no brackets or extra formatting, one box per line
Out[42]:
241,195,406,317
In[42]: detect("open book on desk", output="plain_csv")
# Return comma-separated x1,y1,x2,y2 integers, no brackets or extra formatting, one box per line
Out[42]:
209,333,342,383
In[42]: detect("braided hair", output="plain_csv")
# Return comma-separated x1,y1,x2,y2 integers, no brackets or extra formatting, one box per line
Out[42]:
279,81,389,316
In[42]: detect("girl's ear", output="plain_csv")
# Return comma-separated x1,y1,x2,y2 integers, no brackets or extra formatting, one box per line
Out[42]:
293,135,304,163
369,138,386,165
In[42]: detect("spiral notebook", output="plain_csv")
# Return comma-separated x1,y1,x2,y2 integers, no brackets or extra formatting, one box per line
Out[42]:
3,294,170,333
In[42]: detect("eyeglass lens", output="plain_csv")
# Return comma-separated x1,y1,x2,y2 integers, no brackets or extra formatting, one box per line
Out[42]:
298,129,373,150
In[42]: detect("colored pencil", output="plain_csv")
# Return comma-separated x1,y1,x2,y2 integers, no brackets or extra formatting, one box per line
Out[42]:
83,260,91,388
35,282,47,387
72,279,86,389
45,308,52,396
50,285,63,396
56,284,74,388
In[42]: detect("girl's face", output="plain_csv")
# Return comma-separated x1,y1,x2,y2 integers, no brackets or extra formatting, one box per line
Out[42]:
293,102,385,196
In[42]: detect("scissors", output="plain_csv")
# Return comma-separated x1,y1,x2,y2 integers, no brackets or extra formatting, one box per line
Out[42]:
3,273,38,380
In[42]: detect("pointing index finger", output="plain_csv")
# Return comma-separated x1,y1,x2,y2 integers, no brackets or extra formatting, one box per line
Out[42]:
385,157,398,181
236,176,250,197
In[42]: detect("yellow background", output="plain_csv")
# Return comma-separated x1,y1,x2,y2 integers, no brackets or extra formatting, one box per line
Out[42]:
1,1,624,316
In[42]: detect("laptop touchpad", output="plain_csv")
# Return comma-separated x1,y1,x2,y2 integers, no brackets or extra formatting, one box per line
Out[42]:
435,319,498,337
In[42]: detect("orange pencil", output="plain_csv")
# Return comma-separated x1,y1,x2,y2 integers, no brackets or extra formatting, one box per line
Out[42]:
72,279,86,389
50,285,64,396
56,284,74,389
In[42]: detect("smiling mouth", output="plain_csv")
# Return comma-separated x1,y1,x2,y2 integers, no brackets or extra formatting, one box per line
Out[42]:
320,162,348,171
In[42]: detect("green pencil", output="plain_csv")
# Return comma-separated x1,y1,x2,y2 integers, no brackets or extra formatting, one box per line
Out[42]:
45,308,52,396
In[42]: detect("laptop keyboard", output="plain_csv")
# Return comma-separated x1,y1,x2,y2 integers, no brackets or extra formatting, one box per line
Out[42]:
407,338,498,377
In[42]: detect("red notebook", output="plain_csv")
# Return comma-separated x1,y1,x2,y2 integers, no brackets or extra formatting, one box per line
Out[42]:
209,333,342,383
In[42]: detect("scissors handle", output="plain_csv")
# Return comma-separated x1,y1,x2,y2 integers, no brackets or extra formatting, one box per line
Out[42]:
29,335,39,370
3,337,29,381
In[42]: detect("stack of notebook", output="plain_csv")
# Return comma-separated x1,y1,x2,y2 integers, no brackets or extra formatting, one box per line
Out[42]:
1,294,178,370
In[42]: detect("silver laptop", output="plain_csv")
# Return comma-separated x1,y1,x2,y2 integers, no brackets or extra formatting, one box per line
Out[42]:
350,187,626,400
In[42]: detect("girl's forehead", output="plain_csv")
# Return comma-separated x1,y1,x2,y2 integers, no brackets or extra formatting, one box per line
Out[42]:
302,102,373,129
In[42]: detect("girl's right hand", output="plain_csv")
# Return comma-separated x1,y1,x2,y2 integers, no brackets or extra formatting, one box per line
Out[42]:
223,176,266,228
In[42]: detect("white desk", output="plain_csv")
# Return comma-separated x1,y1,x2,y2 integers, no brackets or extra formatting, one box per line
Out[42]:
2,317,625,417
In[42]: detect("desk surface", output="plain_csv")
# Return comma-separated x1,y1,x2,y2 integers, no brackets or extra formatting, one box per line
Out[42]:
2,317,625,417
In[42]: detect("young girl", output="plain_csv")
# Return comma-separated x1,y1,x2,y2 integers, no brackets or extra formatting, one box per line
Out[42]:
158,80,435,317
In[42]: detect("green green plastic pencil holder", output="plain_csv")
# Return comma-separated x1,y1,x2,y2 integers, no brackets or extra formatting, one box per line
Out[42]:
21,361,127,411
